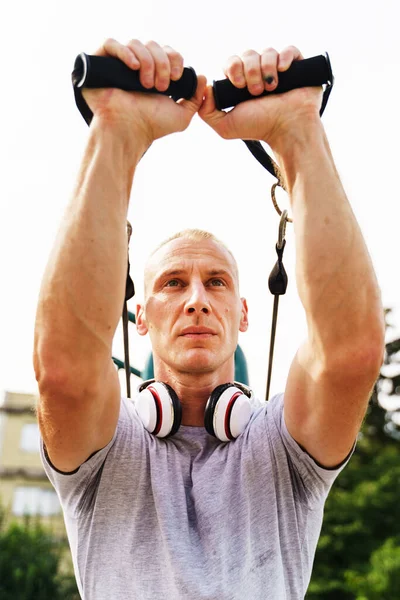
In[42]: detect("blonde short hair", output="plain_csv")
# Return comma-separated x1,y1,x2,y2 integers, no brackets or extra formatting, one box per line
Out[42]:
150,229,234,259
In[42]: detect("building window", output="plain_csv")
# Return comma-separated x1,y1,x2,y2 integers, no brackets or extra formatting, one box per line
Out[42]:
12,486,61,516
20,423,40,453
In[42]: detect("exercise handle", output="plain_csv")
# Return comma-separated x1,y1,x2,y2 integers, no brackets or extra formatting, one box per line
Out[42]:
73,53,198,99
72,53,198,125
212,53,333,111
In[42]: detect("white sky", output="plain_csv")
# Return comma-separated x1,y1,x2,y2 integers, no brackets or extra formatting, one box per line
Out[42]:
1,0,400,404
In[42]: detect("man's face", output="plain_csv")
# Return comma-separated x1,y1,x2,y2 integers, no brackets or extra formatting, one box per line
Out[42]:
136,238,248,376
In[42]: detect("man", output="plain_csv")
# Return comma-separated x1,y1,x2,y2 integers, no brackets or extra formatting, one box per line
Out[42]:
33,39,384,599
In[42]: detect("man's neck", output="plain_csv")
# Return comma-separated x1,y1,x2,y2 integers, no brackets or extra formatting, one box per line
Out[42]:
153,366,235,426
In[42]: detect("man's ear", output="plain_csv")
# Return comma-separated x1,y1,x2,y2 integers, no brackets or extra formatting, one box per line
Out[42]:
136,303,148,336
239,298,249,332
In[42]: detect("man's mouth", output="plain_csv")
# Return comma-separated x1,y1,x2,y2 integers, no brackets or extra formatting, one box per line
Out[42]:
179,327,216,338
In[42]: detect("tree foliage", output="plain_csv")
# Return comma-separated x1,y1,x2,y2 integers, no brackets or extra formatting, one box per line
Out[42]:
307,309,400,599
0,505,79,600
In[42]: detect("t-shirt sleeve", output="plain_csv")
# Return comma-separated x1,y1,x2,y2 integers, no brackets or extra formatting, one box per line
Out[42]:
265,393,355,508
39,396,129,518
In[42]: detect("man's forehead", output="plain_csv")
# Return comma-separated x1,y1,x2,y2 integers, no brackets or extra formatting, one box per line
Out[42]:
145,237,238,281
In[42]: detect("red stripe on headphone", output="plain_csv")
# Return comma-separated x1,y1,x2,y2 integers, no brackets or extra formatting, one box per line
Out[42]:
148,386,163,435
224,392,242,440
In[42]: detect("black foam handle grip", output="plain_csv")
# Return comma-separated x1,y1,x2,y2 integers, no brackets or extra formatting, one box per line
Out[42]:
73,53,198,99
72,53,198,125
212,54,333,110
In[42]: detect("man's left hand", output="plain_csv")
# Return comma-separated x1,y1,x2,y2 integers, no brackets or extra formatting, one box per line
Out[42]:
198,45,323,150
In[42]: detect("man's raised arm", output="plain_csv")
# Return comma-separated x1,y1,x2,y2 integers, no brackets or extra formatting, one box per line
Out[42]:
33,38,206,472
272,104,384,467
199,45,385,467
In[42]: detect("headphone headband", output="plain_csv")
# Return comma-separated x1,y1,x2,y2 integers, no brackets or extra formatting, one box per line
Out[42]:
138,379,253,398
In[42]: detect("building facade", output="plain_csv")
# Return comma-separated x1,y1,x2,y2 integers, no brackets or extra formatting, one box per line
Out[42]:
0,390,64,533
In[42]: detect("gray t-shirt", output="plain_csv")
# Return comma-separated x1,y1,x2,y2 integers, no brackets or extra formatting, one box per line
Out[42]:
40,392,351,600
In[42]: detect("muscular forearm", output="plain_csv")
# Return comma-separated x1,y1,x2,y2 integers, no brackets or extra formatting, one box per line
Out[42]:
271,117,384,361
34,118,146,387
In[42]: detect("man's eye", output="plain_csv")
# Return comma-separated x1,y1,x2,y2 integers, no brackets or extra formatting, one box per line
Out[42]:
165,279,180,287
210,278,225,287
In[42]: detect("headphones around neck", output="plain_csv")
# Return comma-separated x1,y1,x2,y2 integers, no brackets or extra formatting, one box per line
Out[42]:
135,380,254,442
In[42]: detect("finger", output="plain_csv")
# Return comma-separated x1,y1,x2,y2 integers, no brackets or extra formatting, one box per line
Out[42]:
144,40,171,92
278,45,304,72
223,55,247,89
126,39,155,88
95,38,140,70
260,47,279,91
178,74,207,111
176,75,208,128
163,46,184,82
241,50,264,96
198,82,230,136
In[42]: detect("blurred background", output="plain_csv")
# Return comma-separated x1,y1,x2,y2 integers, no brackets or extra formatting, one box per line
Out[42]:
0,0,399,597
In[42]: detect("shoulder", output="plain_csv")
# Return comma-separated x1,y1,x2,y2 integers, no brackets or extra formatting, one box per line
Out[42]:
245,392,354,504
247,392,283,432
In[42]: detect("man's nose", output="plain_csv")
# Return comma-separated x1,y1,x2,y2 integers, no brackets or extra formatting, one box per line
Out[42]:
184,282,211,314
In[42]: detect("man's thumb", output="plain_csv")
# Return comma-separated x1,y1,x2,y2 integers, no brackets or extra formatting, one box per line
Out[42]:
178,75,208,115
198,84,226,130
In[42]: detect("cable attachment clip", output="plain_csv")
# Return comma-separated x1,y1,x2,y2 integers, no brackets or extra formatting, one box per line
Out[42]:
125,221,135,302
127,220,132,244
266,210,290,402
268,210,289,296
270,160,293,223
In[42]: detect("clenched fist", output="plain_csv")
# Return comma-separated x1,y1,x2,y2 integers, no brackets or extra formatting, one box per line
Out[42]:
83,38,207,151
199,45,323,150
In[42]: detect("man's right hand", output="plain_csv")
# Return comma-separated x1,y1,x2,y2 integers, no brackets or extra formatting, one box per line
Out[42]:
83,38,207,151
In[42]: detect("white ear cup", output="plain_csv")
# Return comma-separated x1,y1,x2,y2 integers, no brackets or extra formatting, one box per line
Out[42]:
135,387,158,433
212,386,252,442
135,382,175,437
228,394,253,438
